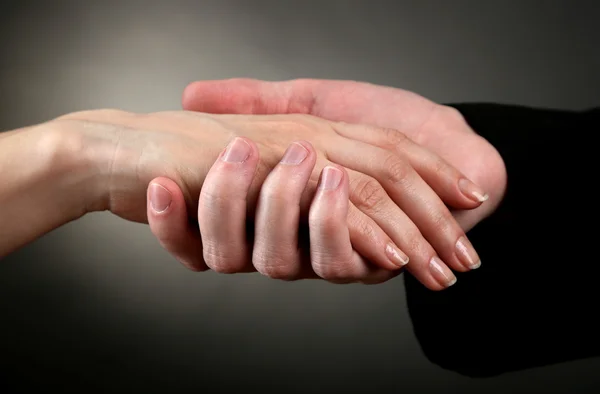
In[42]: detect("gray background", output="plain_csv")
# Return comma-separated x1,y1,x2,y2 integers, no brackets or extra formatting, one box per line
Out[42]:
1,0,599,392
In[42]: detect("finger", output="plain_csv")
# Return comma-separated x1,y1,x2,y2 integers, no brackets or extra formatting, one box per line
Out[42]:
252,141,317,280
346,171,457,290
309,166,390,284
331,122,488,208
326,137,481,274
181,78,440,133
198,137,259,273
253,141,398,283
182,78,315,115
346,203,409,272
147,177,208,272
181,78,420,131
257,149,407,275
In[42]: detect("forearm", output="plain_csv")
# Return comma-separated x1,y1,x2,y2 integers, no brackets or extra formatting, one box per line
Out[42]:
0,123,104,257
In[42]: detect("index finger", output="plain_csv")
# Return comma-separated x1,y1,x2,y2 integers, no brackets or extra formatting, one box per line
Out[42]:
331,122,488,209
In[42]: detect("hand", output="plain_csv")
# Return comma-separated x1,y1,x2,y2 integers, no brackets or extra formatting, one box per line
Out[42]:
146,137,472,287
53,110,484,289
181,78,507,231
148,141,402,284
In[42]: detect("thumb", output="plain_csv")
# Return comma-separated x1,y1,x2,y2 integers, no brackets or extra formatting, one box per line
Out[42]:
181,78,320,115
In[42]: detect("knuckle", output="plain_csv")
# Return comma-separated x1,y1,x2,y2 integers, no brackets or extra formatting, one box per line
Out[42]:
431,156,454,177
429,208,455,234
321,212,342,234
253,249,299,280
440,105,466,125
402,228,426,255
351,177,386,212
156,236,181,254
199,188,233,211
432,157,446,174
312,260,356,282
260,181,298,205
380,127,408,148
257,265,297,281
203,245,245,273
383,154,412,184
309,206,344,235
154,226,185,247
353,218,377,242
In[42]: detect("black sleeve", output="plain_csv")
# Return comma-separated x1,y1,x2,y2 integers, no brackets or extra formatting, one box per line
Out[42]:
404,104,600,377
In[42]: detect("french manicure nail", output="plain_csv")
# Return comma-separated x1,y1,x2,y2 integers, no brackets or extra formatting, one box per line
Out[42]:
429,256,457,288
385,243,409,267
456,236,481,269
149,183,172,213
458,178,488,203
319,166,343,190
222,137,251,163
280,142,309,165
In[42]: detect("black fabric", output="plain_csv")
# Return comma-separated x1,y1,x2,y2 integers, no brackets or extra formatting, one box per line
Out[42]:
405,103,600,377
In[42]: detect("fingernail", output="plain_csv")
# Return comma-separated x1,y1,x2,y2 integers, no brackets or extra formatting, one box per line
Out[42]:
455,236,481,269
385,243,409,267
222,137,251,163
458,178,488,203
280,142,309,165
149,183,172,213
429,256,457,288
319,166,343,190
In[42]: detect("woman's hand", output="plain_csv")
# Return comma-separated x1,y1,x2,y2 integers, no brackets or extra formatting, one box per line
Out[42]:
146,135,483,287
147,140,403,285
43,110,485,289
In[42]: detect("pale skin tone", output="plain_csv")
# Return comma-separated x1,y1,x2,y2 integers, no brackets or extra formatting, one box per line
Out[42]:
147,79,507,289
0,104,497,290
0,80,506,290
150,135,480,288
181,78,508,231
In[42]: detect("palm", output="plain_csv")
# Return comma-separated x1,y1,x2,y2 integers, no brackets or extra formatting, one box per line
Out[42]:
182,78,506,230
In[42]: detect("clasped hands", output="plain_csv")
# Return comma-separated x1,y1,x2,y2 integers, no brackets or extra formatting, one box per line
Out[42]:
54,79,506,291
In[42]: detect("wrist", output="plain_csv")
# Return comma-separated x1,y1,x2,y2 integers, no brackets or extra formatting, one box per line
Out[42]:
0,122,108,256
39,119,111,217
52,111,200,224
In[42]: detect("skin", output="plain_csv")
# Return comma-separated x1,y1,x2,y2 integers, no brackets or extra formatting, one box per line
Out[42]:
149,137,479,289
181,78,508,231
0,109,486,290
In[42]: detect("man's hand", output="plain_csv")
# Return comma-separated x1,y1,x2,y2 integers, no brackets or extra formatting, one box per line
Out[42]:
182,78,507,231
